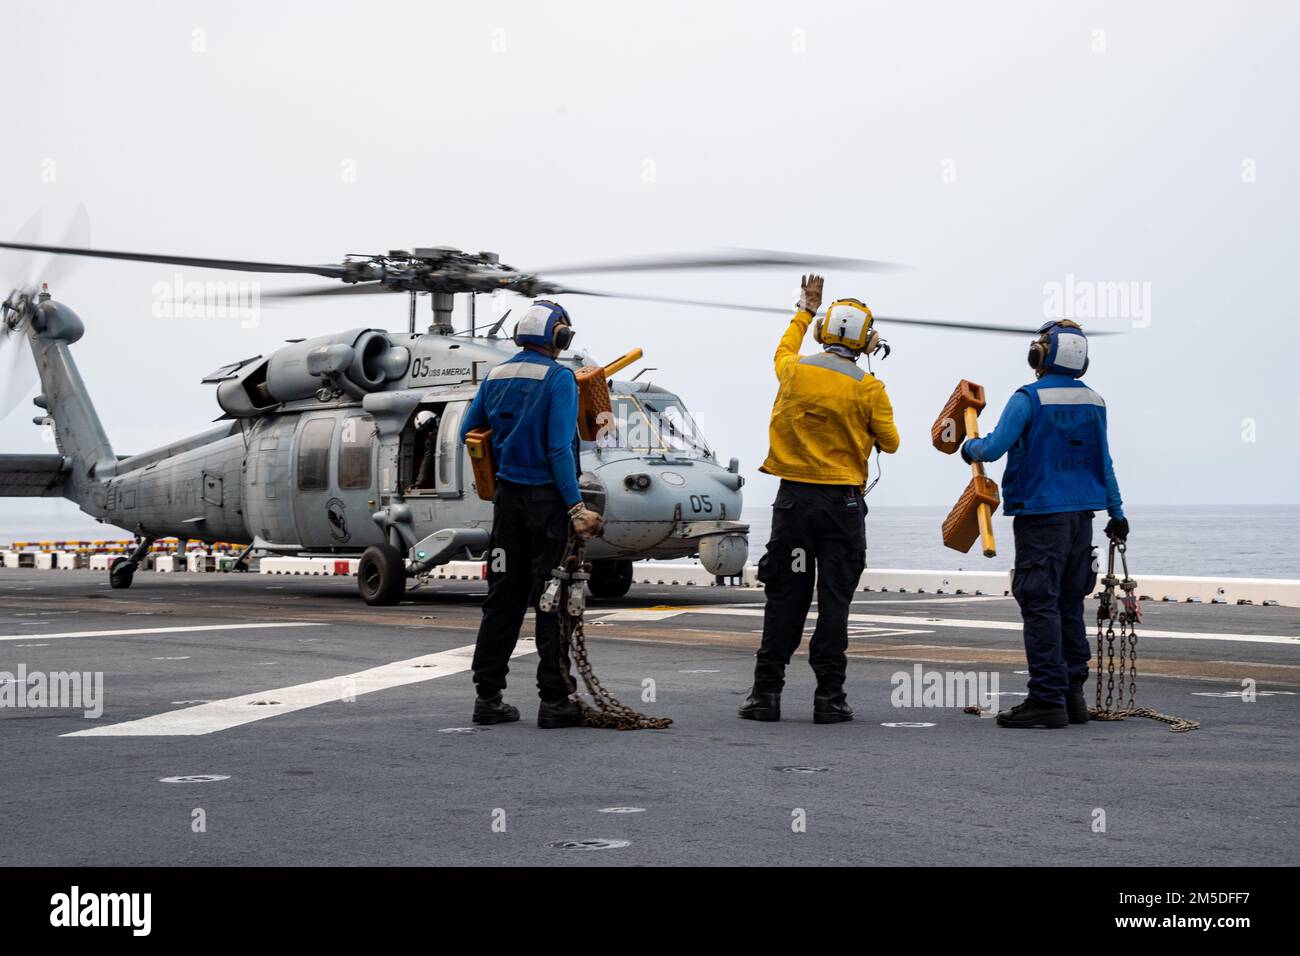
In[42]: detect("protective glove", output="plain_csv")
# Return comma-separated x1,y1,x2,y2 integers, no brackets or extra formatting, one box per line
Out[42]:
1104,516,1129,541
798,274,824,315
959,440,976,465
569,504,605,540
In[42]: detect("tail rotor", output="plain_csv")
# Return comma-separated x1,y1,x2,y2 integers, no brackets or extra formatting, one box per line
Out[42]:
0,284,41,423
0,204,89,419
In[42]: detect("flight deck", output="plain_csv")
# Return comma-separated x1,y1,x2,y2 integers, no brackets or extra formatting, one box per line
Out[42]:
1,570,1296,867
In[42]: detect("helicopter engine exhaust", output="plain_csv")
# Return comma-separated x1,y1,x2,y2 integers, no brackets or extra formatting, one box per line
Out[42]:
266,328,393,399
216,328,409,416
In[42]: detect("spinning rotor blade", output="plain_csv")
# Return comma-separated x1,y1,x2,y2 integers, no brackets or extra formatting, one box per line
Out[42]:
555,286,1121,335
41,203,91,287
1,203,91,291
0,240,348,279
0,228,1120,339
868,316,1118,335
263,282,394,300
0,328,38,420
0,209,46,290
530,247,908,277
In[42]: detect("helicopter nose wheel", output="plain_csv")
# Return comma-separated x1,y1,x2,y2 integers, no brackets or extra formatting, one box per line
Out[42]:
358,544,406,606
587,559,634,599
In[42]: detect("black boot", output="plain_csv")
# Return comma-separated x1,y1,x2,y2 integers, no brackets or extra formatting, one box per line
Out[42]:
738,690,781,722
1066,677,1090,725
472,693,520,725
813,688,854,724
537,697,583,729
996,698,1069,729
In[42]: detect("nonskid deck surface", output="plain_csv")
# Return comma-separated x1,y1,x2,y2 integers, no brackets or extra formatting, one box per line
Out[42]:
1,570,1296,866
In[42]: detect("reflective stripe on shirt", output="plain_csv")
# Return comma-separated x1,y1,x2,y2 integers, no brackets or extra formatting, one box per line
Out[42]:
1035,387,1105,407
798,351,865,381
486,361,549,382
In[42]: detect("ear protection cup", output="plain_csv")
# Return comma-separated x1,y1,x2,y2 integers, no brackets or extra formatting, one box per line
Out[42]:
1027,334,1049,370
553,322,574,351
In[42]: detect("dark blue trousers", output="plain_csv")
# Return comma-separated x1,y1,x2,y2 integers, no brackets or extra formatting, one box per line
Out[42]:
1011,511,1097,707
472,480,573,702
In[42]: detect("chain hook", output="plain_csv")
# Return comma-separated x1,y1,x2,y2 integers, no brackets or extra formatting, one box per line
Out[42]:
1091,533,1198,732
551,530,672,731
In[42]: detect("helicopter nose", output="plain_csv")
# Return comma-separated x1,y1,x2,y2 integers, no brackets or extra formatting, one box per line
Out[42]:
602,463,741,520
581,459,744,552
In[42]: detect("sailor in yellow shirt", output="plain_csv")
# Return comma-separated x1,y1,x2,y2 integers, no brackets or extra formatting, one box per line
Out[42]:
740,274,900,725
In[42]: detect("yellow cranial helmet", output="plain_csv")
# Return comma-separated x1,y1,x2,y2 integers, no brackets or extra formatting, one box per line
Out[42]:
814,298,877,352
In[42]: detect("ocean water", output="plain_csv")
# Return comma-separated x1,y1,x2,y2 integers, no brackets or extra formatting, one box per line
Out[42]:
2,501,1298,580
745,504,1300,580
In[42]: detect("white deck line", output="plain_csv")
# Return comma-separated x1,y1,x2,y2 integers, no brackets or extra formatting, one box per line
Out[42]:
647,605,1300,646
290,560,1300,608
0,622,328,643
62,642,533,738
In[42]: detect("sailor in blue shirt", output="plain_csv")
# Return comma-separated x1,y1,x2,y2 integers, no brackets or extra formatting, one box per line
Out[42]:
459,300,604,729
961,320,1129,729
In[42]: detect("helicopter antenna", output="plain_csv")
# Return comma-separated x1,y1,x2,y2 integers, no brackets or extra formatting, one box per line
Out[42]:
486,309,511,338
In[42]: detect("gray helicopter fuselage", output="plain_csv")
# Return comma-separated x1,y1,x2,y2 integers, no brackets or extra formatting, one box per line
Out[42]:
22,311,748,578
0,238,950,599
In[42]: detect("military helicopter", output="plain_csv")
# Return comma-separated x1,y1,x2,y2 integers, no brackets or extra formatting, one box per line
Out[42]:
0,234,1038,604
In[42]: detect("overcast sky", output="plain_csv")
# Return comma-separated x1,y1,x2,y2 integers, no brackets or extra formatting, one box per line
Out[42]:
2,0,1297,534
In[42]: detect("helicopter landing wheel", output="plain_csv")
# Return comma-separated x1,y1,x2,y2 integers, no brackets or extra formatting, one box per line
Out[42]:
587,559,634,599
358,544,406,606
108,557,135,590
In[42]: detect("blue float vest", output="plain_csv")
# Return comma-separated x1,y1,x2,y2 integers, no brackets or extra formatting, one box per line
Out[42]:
1002,379,1109,515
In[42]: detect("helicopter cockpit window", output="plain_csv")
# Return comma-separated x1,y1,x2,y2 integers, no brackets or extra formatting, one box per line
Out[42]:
640,396,711,456
297,418,335,491
338,415,376,490
603,394,712,458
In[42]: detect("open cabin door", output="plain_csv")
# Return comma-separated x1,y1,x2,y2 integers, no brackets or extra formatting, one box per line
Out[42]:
403,400,468,499
435,401,467,498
